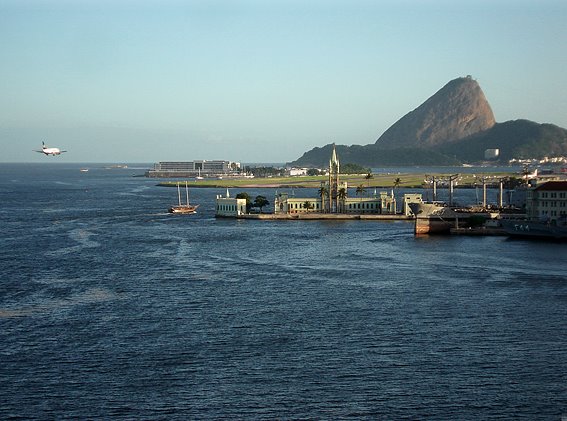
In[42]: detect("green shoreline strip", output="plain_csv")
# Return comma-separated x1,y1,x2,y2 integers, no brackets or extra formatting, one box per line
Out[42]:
157,172,513,189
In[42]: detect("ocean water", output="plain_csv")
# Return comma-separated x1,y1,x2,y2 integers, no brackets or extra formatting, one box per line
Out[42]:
1,163,566,419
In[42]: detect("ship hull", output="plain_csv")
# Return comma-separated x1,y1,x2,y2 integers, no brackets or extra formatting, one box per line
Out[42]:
410,202,493,235
501,220,567,240
168,205,199,214
414,216,455,234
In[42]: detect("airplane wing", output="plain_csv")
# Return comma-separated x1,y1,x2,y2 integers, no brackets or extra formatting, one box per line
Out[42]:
33,150,44,153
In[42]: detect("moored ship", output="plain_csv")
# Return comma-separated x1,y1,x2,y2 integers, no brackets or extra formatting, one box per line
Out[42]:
409,202,497,235
500,218,567,240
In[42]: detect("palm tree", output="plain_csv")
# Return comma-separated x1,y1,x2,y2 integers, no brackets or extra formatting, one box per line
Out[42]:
318,185,329,213
303,201,313,212
393,177,401,189
392,177,402,214
337,187,347,213
365,172,373,191
355,184,366,197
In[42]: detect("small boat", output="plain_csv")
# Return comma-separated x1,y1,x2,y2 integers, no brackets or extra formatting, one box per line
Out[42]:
195,168,204,180
80,168,89,172
169,181,199,214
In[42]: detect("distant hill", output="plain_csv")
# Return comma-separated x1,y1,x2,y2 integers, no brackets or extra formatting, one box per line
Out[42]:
292,143,461,167
290,76,567,167
435,119,567,162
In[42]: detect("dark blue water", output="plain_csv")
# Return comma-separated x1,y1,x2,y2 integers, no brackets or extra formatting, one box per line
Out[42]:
1,164,566,419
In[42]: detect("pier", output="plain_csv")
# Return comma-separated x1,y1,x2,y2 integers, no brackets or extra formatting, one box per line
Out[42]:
216,213,413,221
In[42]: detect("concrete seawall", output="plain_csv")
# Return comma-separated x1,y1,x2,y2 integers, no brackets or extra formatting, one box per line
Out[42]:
216,213,414,221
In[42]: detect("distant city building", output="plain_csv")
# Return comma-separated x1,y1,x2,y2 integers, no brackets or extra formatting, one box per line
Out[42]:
146,160,240,178
484,148,500,160
287,168,308,176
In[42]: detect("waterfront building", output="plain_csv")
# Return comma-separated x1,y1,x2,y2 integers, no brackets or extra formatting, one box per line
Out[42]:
274,144,403,215
214,145,422,218
215,190,248,217
274,191,400,215
146,160,241,178
526,181,567,222
403,193,423,216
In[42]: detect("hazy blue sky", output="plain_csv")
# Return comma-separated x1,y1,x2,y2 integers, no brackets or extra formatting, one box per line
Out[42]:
1,0,566,163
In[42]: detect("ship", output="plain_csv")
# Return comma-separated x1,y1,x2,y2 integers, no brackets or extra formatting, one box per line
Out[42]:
408,202,497,235
169,181,199,214
500,218,567,240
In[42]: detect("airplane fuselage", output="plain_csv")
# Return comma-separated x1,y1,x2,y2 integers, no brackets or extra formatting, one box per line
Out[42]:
42,147,63,156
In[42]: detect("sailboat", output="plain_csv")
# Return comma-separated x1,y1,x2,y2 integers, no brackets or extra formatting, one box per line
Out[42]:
195,168,204,180
168,181,199,214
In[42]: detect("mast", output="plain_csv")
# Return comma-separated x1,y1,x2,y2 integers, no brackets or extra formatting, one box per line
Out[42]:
185,181,189,205
177,182,181,206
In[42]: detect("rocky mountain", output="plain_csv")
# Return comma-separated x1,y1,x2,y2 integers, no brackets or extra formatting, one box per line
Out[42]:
290,76,567,167
376,76,496,148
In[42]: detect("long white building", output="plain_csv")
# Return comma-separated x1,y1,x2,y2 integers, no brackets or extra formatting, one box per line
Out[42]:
146,160,241,178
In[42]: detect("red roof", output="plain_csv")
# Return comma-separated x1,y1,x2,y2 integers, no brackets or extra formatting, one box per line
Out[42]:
535,181,567,191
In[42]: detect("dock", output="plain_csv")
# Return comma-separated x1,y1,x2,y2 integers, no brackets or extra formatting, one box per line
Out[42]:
216,213,414,221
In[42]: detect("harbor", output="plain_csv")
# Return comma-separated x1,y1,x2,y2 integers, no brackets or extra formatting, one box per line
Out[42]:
210,146,567,241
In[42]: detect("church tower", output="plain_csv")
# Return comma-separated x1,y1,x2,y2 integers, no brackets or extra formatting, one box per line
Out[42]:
329,144,340,212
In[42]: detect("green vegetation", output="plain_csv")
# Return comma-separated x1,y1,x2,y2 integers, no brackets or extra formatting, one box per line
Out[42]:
157,171,513,189
306,168,321,176
292,144,462,167
236,192,252,212
341,163,371,174
303,201,314,211
253,195,269,212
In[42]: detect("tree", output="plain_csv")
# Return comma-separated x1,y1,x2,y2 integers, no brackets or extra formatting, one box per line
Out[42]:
365,172,374,188
341,163,371,174
393,177,402,189
318,185,329,212
303,201,313,211
392,177,402,214
337,187,347,213
253,195,269,212
355,184,366,197
236,192,252,212
307,168,321,176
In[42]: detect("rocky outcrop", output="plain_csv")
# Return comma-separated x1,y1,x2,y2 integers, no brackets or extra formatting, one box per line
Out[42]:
289,76,567,167
375,76,496,148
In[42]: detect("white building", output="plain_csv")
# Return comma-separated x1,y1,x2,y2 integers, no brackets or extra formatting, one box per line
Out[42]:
287,168,308,176
215,190,248,217
484,149,500,160
526,181,567,222
147,160,241,178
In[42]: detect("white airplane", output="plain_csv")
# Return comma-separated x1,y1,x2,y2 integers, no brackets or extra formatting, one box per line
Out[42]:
34,141,67,156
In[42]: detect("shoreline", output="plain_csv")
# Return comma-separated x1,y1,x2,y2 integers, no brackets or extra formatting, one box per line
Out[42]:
216,213,414,221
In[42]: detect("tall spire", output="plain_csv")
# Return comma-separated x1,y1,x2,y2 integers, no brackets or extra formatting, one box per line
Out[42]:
330,143,339,173
328,143,340,213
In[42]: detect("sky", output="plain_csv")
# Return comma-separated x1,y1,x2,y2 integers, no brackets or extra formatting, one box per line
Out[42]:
1,0,566,163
